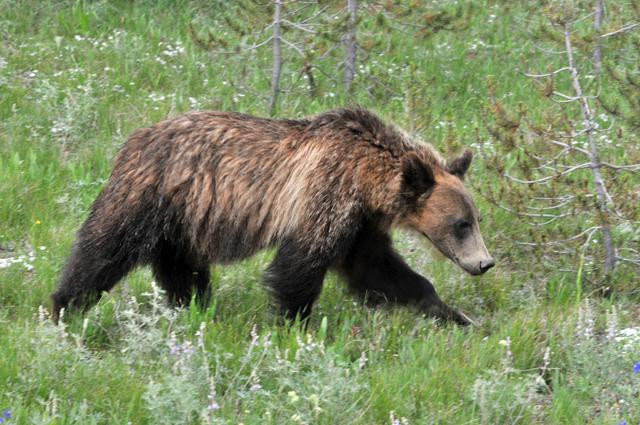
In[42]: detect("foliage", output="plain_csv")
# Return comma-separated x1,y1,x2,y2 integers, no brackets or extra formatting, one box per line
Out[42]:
481,0,640,285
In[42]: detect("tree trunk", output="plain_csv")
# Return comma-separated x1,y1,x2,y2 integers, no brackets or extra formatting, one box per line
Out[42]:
270,0,283,116
564,22,616,274
344,0,358,96
593,0,605,76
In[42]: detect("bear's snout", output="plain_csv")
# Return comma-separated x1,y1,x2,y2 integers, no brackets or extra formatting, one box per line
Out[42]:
479,258,495,274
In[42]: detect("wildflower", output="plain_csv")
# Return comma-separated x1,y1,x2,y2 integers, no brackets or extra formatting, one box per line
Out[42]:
309,394,322,413
358,351,368,370
619,421,627,425
288,391,300,404
250,325,259,347
35,220,41,225
606,306,619,340
2,410,9,419
389,410,409,425
634,362,640,374
168,332,180,356
498,337,513,368
207,378,219,412
249,383,262,392
196,322,206,349
262,332,273,348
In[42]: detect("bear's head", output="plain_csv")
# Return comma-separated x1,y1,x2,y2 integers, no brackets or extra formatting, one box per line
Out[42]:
399,149,494,276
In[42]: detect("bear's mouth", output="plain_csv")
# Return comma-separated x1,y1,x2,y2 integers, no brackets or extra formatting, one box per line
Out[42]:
420,231,458,265
420,231,484,276
465,267,484,276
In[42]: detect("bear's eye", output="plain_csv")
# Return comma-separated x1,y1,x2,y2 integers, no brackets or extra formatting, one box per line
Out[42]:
455,220,471,238
457,220,471,230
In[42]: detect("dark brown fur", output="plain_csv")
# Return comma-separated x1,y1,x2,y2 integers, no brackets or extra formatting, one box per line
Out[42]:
52,107,478,325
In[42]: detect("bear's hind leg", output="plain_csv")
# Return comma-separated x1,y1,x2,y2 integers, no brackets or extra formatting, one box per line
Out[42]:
338,224,473,326
264,240,328,321
151,241,211,307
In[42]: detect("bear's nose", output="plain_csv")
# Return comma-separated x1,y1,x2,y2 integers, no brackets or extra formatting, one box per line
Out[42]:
479,259,495,274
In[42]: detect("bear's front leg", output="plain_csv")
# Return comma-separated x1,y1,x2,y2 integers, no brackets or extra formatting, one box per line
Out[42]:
264,239,329,321
338,224,473,326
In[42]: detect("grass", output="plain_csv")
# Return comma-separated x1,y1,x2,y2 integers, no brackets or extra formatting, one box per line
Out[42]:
1,0,639,423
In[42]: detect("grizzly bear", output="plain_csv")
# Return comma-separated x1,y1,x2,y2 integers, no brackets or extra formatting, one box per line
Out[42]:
51,107,494,325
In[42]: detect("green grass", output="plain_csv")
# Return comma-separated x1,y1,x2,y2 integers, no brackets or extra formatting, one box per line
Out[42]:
1,1,639,424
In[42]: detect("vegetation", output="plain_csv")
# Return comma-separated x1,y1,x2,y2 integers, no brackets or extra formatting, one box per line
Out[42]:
0,0,638,423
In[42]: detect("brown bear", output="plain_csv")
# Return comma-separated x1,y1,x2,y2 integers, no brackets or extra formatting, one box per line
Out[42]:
51,107,494,325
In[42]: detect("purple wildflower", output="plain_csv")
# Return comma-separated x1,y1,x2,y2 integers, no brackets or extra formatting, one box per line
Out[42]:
1,411,8,419
634,362,640,374
619,421,627,425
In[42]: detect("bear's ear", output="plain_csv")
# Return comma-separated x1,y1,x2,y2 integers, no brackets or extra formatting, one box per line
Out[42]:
447,149,473,179
401,153,435,198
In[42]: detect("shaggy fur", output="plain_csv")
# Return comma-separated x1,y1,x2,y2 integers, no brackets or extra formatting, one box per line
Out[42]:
52,107,475,325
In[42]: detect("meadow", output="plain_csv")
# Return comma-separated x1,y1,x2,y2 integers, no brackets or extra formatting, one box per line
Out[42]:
0,1,639,423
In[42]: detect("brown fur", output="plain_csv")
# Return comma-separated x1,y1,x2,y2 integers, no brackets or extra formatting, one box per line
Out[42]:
51,107,489,325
